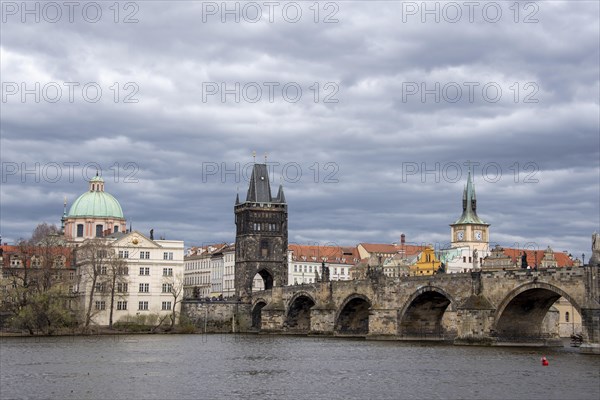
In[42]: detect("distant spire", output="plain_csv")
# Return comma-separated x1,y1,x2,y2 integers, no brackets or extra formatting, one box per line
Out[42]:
454,167,486,225
61,196,67,234
252,150,256,163
235,192,240,205
276,184,286,204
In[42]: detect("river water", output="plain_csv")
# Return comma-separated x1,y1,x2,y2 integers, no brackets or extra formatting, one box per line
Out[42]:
1,334,598,400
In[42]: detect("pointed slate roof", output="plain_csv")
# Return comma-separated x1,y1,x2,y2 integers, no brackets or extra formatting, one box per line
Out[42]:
275,184,286,203
241,163,285,204
453,169,487,225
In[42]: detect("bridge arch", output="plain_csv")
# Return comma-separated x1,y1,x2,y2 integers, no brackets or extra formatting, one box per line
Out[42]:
334,294,371,335
398,286,455,339
493,282,583,341
251,298,268,329
285,292,316,332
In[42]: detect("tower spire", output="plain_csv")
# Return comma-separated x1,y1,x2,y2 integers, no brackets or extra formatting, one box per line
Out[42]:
454,168,486,225
61,196,67,235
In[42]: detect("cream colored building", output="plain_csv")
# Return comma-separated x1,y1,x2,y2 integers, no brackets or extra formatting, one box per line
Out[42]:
553,297,582,337
288,244,359,285
184,244,226,299
76,231,184,326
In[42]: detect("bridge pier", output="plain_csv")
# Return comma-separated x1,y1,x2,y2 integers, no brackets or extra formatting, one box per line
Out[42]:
309,307,336,335
580,308,600,354
454,296,496,346
367,308,398,339
260,286,286,332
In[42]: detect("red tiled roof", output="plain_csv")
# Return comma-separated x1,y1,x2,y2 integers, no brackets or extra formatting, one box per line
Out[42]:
289,244,359,265
359,243,426,256
0,244,74,268
502,247,574,267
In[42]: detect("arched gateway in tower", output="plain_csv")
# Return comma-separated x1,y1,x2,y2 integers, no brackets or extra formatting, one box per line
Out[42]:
234,164,288,301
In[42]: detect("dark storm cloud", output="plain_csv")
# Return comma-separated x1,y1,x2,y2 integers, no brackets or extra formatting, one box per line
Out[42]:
1,1,598,258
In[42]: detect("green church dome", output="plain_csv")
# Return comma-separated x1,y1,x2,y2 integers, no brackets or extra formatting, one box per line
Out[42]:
67,176,124,219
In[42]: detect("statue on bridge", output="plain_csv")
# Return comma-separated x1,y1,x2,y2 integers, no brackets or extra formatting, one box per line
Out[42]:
589,232,600,267
321,261,331,282
521,252,528,269
473,249,479,270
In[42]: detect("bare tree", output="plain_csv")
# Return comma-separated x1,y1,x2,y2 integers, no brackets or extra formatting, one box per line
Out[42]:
104,257,128,329
76,239,116,331
162,272,184,329
29,223,60,245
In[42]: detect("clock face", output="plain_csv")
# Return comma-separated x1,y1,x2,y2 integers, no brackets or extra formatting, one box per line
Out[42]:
474,231,482,241
457,231,464,241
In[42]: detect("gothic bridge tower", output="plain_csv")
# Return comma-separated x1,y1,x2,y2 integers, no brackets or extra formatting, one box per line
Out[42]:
234,164,288,301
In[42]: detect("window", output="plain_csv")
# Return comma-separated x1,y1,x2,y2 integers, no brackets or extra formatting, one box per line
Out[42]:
138,301,149,311
162,283,173,293
69,271,75,280
163,252,173,260
163,268,173,276
140,251,150,259
463,256,467,263
117,283,128,293
117,301,127,310
294,265,297,272
565,312,570,322
95,224,103,237
95,301,106,310
468,257,472,263
161,301,172,311
118,266,129,275
139,267,150,276
77,224,84,237
113,225,119,233
260,240,269,257
118,250,129,259
100,266,107,275
95,283,105,292
139,283,149,293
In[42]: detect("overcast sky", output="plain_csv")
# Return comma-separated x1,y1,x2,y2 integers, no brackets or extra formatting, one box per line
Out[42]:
1,1,598,259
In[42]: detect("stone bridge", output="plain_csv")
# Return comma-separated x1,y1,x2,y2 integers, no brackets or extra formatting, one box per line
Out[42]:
245,266,600,352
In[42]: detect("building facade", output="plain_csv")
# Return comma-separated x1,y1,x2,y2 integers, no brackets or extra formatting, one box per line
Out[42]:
76,231,184,326
184,244,227,299
287,244,359,284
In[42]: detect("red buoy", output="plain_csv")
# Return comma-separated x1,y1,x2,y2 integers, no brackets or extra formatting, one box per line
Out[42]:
541,356,549,366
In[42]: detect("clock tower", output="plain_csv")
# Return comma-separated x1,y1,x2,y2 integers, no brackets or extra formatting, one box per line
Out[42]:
450,168,490,254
